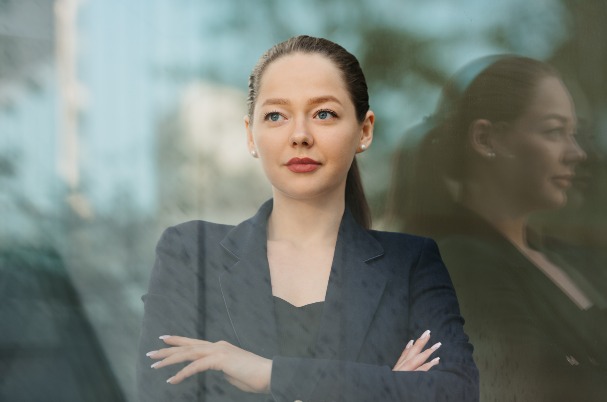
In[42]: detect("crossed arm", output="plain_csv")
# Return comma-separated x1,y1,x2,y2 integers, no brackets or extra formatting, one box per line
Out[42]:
145,329,441,392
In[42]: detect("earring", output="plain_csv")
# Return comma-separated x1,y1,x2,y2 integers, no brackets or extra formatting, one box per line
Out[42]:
487,151,496,159
250,150,258,158
361,144,367,151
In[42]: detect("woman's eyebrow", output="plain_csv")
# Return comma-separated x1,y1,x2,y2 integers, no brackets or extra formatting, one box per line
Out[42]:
308,95,341,106
261,98,289,107
541,113,569,123
261,96,342,107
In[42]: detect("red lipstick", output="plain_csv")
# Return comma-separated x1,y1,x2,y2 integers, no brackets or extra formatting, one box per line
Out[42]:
286,157,321,173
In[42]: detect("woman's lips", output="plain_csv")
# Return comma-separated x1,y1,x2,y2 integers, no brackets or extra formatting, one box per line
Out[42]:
552,175,574,188
286,157,321,173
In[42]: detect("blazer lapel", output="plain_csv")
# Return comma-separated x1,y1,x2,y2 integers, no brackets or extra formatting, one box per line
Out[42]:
217,201,387,362
218,201,279,359
314,208,386,360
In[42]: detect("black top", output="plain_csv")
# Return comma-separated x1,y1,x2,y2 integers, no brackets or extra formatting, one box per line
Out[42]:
273,296,324,358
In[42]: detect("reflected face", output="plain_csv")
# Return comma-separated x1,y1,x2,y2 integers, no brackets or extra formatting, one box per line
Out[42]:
495,77,586,211
245,53,373,202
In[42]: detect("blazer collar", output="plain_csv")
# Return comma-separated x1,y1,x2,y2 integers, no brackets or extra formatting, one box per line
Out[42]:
219,199,383,262
218,199,386,359
315,205,386,359
218,200,276,357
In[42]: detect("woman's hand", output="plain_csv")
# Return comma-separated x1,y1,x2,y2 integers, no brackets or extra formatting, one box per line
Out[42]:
147,336,272,393
392,330,441,372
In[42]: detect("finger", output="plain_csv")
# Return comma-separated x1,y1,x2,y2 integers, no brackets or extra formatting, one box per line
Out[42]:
392,330,430,371
392,340,414,369
394,341,441,371
147,337,217,359
151,346,211,369
159,335,208,346
167,355,221,384
395,329,431,368
147,345,196,360
397,339,414,362
408,330,431,356
415,357,440,372
404,342,440,369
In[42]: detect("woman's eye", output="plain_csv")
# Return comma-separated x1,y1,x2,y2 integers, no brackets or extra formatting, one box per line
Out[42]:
264,112,283,122
544,127,564,139
315,109,337,120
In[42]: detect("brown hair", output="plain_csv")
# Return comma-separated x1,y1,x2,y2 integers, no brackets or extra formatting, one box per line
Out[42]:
386,56,561,235
439,56,560,180
247,35,372,228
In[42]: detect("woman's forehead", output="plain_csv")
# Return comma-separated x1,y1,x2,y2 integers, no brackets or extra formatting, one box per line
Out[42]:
257,53,347,97
524,77,575,122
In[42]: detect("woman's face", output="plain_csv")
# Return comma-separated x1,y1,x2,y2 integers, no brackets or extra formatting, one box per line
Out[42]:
492,76,586,211
245,52,373,202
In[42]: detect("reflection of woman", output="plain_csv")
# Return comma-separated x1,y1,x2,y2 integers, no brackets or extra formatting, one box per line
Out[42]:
389,56,607,401
137,36,478,401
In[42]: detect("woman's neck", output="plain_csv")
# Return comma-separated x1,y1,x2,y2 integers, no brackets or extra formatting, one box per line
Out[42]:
268,192,344,247
461,181,529,250
462,180,594,310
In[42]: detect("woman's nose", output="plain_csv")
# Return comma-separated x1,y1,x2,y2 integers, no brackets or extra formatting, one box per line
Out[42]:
565,136,587,163
289,120,313,147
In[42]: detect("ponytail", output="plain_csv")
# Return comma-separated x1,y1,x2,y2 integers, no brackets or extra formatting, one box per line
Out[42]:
345,158,371,229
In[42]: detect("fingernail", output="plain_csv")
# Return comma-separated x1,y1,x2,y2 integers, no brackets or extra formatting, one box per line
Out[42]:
151,361,161,369
159,335,171,340
405,340,414,349
431,342,442,350
146,350,158,357
166,376,174,384
431,357,440,364
420,330,431,339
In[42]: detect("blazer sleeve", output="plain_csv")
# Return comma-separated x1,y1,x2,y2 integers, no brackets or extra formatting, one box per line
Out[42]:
269,238,479,402
137,226,204,401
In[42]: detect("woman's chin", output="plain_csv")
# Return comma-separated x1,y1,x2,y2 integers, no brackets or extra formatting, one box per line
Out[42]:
543,192,569,211
526,189,569,212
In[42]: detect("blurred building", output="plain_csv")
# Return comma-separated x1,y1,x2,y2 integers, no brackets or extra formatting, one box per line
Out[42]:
0,0,213,243
157,81,269,230
0,0,58,243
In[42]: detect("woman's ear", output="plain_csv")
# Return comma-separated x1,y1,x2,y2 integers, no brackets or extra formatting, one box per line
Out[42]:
357,110,375,153
468,119,496,159
244,115,258,158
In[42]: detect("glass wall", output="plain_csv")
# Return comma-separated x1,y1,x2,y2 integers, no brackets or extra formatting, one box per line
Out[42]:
1,0,605,400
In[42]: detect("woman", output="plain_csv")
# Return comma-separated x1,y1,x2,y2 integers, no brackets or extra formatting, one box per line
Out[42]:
137,35,478,401
387,56,607,401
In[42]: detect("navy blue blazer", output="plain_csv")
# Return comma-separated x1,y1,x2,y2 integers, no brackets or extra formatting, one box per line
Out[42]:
137,200,478,401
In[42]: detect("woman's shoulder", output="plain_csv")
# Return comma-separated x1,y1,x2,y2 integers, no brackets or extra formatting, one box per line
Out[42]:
438,232,503,254
367,229,439,260
436,232,531,292
168,219,235,236
156,220,236,253
163,219,235,238
368,228,429,246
